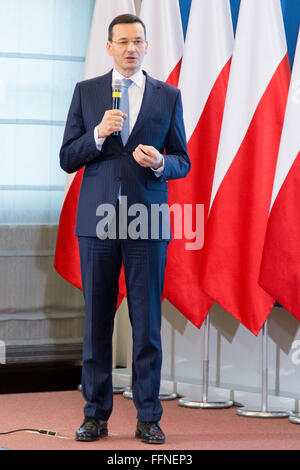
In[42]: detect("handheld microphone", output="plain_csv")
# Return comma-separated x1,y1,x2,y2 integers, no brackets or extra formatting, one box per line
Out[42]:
112,79,122,136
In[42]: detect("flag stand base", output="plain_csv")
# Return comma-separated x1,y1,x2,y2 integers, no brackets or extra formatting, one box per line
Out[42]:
236,319,289,419
178,398,233,409
237,408,289,418
289,413,300,424
113,386,126,394
78,384,126,394
123,387,177,401
178,313,233,410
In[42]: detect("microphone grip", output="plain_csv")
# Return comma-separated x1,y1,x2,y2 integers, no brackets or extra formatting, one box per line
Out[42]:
112,93,121,136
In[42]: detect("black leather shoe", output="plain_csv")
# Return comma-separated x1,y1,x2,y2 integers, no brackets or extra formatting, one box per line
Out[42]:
75,417,108,441
135,420,165,444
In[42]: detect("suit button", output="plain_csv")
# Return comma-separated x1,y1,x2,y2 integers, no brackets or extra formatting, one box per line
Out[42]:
116,176,121,182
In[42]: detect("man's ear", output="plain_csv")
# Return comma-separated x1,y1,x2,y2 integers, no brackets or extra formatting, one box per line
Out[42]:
106,41,112,56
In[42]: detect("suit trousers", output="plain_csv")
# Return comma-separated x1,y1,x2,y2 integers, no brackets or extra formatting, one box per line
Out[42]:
78,231,168,423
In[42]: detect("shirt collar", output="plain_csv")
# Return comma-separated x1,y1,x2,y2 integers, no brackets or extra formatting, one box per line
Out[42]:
112,68,144,89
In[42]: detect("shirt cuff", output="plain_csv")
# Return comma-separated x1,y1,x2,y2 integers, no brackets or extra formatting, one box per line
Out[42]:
151,154,164,177
94,126,106,150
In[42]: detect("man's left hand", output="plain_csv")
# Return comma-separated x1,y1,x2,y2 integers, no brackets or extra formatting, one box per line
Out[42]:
133,145,163,169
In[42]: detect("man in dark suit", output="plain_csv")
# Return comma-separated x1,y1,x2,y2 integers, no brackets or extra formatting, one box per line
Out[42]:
60,14,190,444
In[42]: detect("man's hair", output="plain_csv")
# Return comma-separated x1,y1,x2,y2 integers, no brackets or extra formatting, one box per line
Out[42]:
108,14,146,41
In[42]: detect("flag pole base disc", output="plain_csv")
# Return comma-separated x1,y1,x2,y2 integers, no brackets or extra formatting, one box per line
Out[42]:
122,389,133,400
113,386,126,394
237,407,289,418
79,383,126,394
158,393,178,401
178,398,233,409
289,413,300,424
123,388,177,401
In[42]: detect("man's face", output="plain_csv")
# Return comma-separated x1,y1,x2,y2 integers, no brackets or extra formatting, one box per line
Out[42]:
106,22,148,77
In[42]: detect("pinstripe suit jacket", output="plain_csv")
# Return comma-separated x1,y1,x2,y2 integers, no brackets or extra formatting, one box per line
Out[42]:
60,70,190,239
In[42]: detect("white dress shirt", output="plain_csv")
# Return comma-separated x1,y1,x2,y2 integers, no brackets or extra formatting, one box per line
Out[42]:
94,68,164,176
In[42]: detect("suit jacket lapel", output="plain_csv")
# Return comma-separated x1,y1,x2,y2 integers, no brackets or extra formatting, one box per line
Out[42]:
98,70,113,111
126,71,161,147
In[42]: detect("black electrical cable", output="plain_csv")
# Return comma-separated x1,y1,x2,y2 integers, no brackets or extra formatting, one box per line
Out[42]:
0,428,38,435
0,428,63,437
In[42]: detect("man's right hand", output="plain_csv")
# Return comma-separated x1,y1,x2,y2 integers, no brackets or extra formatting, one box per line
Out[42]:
97,110,127,138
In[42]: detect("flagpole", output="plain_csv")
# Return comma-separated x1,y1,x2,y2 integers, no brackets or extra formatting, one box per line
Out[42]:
237,318,289,418
178,312,233,408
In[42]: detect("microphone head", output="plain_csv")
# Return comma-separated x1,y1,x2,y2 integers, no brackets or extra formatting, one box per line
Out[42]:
112,79,122,92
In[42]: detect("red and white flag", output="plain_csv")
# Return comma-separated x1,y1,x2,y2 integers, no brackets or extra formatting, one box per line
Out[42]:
140,0,184,87
260,29,300,319
163,0,234,327
199,0,290,335
54,0,136,295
